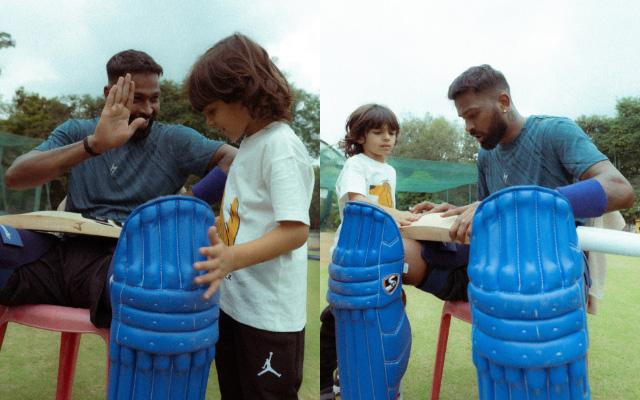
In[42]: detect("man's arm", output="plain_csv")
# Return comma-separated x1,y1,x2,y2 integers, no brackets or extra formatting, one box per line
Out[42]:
5,74,145,190
5,146,92,190
206,144,237,173
444,161,634,243
579,160,635,212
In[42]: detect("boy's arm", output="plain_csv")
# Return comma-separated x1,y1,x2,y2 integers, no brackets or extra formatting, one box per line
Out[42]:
194,220,309,299
347,192,419,226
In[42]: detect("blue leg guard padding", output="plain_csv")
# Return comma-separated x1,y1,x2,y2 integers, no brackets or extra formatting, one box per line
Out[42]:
108,196,219,400
327,201,411,400
469,186,590,400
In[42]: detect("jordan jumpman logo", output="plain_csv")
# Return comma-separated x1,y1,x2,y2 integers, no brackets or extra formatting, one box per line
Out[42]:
257,352,282,378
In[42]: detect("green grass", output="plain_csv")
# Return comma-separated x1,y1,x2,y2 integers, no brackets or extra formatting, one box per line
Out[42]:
320,231,640,400
0,260,320,400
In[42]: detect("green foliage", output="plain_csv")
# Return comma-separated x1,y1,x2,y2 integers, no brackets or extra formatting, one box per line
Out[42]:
320,190,341,230
395,113,477,162
0,79,320,217
577,96,640,220
158,80,224,141
309,166,320,229
291,87,320,158
0,88,75,139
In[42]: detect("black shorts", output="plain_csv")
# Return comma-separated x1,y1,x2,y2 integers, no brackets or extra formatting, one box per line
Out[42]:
215,310,305,400
0,235,116,328
416,241,470,302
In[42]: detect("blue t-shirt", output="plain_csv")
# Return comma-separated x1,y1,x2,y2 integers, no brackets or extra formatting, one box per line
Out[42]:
35,118,223,222
477,115,607,200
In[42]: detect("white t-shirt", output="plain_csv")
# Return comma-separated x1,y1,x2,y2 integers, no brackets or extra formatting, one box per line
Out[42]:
333,153,397,249
218,121,314,332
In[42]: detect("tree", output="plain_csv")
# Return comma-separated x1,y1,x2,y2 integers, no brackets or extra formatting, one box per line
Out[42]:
0,87,75,139
158,80,223,141
0,32,15,49
394,113,476,162
309,166,320,229
291,86,319,158
0,79,321,217
0,32,15,77
577,96,640,220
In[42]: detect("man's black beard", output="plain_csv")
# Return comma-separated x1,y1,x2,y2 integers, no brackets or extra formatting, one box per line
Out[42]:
474,110,507,150
129,114,155,142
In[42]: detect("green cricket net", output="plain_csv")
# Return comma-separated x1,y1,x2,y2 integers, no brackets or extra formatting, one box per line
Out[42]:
0,131,50,214
320,140,478,226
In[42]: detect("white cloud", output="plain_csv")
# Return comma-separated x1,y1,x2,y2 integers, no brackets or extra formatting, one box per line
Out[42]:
269,18,321,93
320,0,640,145
0,0,320,100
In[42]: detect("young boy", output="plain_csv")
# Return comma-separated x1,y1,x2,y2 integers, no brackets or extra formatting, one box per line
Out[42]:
187,34,314,399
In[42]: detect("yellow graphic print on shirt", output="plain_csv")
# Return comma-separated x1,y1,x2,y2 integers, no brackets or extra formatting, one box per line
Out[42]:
369,181,393,208
217,196,240,246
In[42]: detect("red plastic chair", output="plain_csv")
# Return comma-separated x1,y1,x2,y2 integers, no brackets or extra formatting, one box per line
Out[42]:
430,301,471,400
0,304,110,400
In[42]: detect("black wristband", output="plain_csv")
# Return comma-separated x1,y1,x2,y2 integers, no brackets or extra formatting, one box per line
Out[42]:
83,136,100,156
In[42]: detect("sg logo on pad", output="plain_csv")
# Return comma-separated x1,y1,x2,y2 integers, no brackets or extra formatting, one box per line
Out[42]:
383,273,400,295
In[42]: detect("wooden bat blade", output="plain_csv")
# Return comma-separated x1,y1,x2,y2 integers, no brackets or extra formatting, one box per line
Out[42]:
400,213,640,257
0,211,122,238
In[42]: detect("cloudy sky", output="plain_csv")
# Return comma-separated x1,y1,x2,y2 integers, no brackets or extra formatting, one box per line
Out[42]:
0,0,320,104
321,0,640,145
2,0,639,149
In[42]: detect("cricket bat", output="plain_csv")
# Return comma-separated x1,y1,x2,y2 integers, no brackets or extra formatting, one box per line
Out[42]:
0,211,122,238
400,212,640,257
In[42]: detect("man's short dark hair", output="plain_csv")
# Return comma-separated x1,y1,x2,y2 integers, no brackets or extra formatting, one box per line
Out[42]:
106,50,163,84
447,64,510,100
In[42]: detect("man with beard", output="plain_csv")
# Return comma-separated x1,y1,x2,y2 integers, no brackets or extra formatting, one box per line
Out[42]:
393,64,635,305
1,50,236,328
412,64,634,243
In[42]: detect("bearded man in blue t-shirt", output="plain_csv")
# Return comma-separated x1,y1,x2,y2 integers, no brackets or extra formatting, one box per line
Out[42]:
1,50,236,327
407,64,634,301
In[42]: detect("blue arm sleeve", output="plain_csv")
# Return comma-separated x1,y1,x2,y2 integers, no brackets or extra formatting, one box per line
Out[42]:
557,178,607,218
192,167,226,204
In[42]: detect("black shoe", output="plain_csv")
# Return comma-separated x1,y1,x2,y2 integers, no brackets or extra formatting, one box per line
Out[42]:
320,386,336,400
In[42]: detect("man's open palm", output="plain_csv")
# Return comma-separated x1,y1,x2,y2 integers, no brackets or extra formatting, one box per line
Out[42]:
92,74,146,153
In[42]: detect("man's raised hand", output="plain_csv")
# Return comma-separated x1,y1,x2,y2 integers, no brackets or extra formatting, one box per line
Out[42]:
89,74,147,153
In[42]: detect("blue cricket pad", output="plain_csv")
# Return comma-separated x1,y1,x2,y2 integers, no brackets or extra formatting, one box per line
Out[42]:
327,201,411,400
468,186,590,400
192,166,226,204
108,196,219,400
0,224,23,247
557,178,607,218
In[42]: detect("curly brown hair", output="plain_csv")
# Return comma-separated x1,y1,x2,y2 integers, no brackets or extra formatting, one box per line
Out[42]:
340,104,400,157
187,33,292,122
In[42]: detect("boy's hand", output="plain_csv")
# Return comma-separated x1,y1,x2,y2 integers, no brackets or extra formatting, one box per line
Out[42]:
391,209,421,227
193,225,236,300
410,200,456,214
